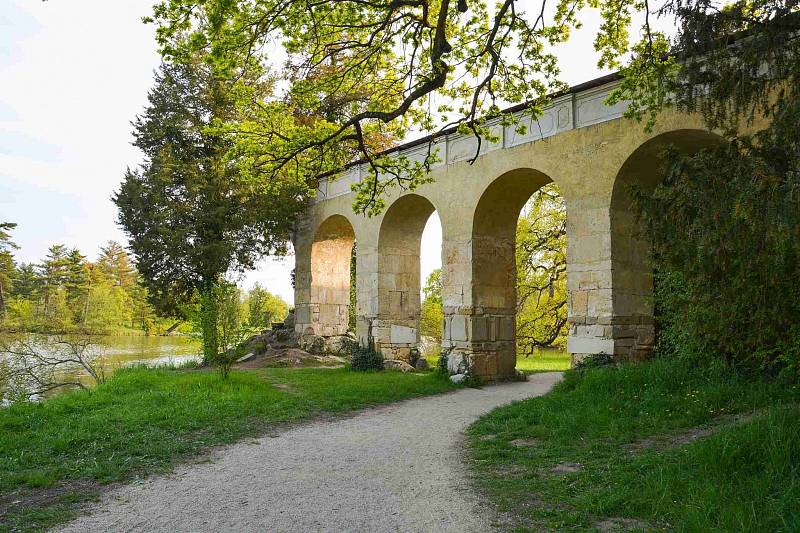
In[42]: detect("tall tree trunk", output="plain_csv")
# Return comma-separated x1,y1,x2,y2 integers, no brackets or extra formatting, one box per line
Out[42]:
0,280,6,321
200,283,219,366
82,286,90,326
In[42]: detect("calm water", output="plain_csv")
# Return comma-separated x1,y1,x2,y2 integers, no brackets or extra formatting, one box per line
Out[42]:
2,334,202,400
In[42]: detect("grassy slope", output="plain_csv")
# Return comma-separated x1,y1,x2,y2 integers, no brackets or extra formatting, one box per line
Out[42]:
0,367,456,532
468,359,800,532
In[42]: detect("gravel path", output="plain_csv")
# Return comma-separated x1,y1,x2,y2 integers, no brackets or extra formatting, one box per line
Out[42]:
58,372,562,533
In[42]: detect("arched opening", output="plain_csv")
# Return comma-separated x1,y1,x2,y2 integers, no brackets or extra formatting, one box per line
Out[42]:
610,129,722,359
308,215,356,337
376,194,441,362
464,168,565,380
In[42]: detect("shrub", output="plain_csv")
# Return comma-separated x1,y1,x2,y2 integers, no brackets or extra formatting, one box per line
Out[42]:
435,350,449,377
635,137,800,378
573,352,615,373
350,343,384,371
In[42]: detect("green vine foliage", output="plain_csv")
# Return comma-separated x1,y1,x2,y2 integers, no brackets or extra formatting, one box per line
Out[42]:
635,126,800,378
611,3,800,379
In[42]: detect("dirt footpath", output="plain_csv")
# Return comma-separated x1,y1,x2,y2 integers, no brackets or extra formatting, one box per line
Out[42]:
57,372,562,533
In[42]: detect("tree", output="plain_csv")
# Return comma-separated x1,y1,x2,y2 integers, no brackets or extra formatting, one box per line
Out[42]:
419,269,443,341
246,283,289,328
63,248,90,325
0,223,18,321
12,263,37,301
37,244,70,323
96,241,135,289
115,58,307,365
515,184,567,352
148,0,648,215
614,4,800,375
0,334,106,399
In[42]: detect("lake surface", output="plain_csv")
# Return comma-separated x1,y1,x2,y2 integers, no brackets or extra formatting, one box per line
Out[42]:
2,335,202,400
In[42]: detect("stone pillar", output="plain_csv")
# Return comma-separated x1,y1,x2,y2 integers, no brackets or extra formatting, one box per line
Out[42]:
374,194,435,362
565,193,618,364
566,188,655,364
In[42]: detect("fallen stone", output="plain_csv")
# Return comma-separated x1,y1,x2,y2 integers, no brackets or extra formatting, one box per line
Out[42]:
414,358,429,371
299,334,326,354
594,517,650,532
509,438,540,448
384,359,415,372
324,335,355,355
236,352,255,363
549,462,582,474
450,373,467,384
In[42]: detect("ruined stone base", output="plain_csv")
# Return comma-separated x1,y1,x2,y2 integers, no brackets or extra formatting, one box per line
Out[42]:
447,349,516,383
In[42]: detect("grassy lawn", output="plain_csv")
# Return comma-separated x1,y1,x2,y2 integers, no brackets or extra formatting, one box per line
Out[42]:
0,366,457,532
423,349,572,373
515,349,571,373
467,359,800,532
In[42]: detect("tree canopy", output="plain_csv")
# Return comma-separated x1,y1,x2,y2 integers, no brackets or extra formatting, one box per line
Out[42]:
620,1,800,376
147,0,652,215
116,57,307,363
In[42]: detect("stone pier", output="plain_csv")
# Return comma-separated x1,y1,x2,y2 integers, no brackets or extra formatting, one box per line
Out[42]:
293,74,720,381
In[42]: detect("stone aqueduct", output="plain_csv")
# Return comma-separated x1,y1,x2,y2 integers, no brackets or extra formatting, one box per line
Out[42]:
291,73,719,382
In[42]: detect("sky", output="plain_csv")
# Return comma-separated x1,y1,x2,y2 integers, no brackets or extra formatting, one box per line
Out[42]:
0,1,662,306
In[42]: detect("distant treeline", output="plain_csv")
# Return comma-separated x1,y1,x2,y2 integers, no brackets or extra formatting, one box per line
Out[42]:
0,225,289,336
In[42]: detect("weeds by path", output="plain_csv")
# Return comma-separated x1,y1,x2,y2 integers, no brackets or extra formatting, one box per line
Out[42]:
467,359,800,532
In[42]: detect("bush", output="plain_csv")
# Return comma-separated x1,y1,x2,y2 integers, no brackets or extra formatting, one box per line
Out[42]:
573,352,615,373
435,350,449,377
635,135,800,378
350,343,384,371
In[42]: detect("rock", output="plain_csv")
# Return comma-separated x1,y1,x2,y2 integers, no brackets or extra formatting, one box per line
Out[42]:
509,438,540,447
409,348,421,366
324,335,355,355
384,359,415,372
299,334,326,354
447,352,471,375
274,328,298,344
450,373,467,384
283,310,296,329
515,369,527,381
550,462,583,474
235,352,255,363
414,358,429,371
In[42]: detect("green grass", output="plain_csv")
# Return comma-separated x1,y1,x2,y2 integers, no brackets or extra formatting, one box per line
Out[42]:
423,349,572,374
0,366,457,532
515,349,571,372
467,359,800,532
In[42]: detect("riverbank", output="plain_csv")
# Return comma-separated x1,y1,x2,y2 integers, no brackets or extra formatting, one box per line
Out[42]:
467,359,800,531
0,365,458,532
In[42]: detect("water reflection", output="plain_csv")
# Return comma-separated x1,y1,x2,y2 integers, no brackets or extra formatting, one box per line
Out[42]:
1,335,202,400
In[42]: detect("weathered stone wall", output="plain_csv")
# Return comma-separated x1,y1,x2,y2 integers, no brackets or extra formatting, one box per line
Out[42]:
293,77,720,381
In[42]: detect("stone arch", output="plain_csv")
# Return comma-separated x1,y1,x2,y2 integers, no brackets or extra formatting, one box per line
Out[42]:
610,129,722,359
376,193,439,360
451,168,556,380
308,214,356,337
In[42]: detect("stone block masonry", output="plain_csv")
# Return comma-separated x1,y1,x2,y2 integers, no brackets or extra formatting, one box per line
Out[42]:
292,74,729,381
